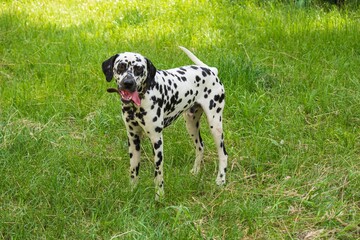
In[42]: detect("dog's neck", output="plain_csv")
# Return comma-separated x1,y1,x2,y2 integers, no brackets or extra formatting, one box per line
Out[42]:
139,72,157,99
138,84,148,99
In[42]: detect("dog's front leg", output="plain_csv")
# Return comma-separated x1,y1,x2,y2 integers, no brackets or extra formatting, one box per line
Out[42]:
150,133,164,201
127,131,141,188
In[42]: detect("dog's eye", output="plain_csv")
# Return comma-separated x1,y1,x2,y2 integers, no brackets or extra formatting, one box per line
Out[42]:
133,66,143,76
117,63,127,73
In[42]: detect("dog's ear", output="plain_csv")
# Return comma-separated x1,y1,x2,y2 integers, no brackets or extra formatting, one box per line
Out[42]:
102,54,119,82
146,58,157,83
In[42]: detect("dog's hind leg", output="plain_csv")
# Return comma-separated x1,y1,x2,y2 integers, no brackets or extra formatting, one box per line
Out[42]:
201,99,228,186
184,104,204,175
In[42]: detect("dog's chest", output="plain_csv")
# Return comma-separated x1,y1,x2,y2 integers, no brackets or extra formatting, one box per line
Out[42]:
121,106,147,127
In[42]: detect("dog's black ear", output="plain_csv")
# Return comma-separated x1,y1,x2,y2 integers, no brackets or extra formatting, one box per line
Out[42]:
146,58,157,83
102,54,119,82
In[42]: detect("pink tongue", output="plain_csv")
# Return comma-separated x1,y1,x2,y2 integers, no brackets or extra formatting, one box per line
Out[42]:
120,90,141,106
130,91,141,106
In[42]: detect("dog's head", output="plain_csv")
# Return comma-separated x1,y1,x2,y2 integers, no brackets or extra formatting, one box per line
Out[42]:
102,52,157,106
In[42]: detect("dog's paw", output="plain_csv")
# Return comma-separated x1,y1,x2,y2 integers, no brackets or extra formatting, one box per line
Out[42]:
130,177,139,190
216,174,226,186
190,159,202,175
190,166,200,175
155,188,165,202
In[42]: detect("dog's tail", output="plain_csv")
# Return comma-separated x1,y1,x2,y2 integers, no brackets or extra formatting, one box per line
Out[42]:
179,46,218,75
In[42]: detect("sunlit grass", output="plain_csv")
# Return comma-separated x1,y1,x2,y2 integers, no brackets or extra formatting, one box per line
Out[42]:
1,0,359,239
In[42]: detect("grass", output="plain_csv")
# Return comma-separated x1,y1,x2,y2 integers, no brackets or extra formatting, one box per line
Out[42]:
1,0,359,239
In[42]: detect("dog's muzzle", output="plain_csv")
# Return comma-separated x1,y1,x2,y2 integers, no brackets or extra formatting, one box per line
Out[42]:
120,76,136,92
108,76,141,106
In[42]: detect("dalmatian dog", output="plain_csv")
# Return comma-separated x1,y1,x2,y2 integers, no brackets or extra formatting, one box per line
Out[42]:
102,46,228,200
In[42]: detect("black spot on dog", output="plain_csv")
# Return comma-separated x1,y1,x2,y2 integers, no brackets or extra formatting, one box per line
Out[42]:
209,99,215,110
133,135,141,151
135,109,146,119
201,67,211,75
223,143,227,155
132,121,139,126
135,163,140,176
191,66,199,70
154,139,162,150
156,151,163,164
218,93,225,103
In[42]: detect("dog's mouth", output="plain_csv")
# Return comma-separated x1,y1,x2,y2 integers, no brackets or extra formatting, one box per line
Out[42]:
107,88,141,106
120,90,141,106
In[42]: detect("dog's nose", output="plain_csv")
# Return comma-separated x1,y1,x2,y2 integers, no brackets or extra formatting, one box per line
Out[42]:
121,77,136,91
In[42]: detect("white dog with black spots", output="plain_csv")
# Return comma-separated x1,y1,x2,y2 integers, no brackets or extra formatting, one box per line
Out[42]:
102,47,228,200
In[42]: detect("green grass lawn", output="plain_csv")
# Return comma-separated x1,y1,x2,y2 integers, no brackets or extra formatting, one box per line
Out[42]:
1,0,359,239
